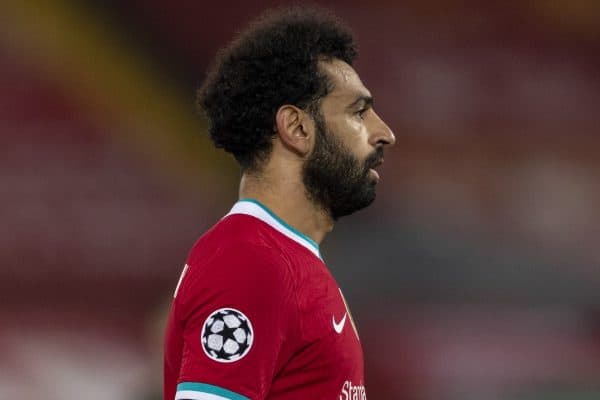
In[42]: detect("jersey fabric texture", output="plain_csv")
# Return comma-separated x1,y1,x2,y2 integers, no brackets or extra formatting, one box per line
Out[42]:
164,199,365,400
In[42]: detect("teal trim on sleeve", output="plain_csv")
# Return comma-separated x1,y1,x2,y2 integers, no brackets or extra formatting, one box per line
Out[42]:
176,382,250,400
239,198,321,253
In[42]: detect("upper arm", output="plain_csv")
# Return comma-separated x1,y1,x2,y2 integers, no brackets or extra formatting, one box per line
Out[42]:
175,243,298,400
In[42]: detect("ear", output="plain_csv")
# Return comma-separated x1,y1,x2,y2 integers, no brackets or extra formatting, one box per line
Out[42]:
274,105,312,156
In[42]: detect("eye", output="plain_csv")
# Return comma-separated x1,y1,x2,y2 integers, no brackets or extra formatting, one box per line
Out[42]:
356,108,367,120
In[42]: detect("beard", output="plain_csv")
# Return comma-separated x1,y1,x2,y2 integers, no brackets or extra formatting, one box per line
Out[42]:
302,111,383,221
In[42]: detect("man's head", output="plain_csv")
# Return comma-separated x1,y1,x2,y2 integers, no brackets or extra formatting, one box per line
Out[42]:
198,8,395,219
198,7,356,170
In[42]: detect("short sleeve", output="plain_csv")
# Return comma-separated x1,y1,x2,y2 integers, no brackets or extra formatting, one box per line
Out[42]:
174,242,298,400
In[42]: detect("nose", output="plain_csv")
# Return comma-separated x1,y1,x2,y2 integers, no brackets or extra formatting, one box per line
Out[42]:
369,110,396,147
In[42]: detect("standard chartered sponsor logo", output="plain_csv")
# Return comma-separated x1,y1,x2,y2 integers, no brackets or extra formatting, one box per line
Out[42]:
339,380,366,400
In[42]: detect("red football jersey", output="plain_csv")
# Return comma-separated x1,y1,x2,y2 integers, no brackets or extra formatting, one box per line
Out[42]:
164,199,366,400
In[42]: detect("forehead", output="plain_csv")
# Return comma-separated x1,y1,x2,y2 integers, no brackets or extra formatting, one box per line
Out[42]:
319,59,371,102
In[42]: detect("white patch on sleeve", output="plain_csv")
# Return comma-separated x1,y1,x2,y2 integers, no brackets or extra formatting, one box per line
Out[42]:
173,263,189,298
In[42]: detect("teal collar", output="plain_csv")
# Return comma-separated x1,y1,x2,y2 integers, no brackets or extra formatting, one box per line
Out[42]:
226,198,323,260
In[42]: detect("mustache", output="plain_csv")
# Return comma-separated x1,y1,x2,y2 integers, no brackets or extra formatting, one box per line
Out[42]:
364,147,384,170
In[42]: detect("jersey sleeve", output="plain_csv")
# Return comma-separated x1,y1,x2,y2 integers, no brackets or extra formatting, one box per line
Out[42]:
173,242,299,400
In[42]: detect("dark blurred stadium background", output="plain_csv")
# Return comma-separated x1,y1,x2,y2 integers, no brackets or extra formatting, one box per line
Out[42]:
1,1,600,399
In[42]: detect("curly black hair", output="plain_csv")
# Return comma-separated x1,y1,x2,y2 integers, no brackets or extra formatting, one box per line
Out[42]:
197,7,357,171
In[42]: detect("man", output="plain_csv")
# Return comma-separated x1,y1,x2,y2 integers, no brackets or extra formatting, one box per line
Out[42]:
164,7,395,400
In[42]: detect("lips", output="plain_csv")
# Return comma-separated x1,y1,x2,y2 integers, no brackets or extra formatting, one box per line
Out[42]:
367,157,383,182
365,148,385,179
367,157,383,171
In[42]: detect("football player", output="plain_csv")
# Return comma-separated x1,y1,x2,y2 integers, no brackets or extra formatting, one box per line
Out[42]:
164,7,395,400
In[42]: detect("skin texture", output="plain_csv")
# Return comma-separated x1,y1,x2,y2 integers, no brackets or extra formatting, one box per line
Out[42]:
239,58,395,244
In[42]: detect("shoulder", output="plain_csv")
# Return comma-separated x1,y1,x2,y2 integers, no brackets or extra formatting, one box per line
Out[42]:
175,233,300,332
188,213,292,270
178,222,295,305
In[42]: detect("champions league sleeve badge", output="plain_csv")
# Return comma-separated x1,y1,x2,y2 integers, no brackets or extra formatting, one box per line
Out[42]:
201,308,254,363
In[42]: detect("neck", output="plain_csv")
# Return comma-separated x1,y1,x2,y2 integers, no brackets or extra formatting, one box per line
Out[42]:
239,172,334,245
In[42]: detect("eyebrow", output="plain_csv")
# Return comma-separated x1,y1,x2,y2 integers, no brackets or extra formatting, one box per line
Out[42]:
347,95,374,110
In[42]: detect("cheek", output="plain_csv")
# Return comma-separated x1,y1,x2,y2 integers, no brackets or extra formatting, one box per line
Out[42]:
338,117,370,150
345,123,372,161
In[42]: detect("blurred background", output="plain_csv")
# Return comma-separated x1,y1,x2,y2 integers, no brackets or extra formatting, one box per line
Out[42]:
1,0,600,399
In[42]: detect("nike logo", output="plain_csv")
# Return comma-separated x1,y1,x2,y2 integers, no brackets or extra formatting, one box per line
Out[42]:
332,313,347,334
